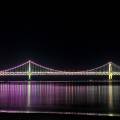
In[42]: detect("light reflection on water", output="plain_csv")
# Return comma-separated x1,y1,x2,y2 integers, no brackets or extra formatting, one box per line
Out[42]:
108,83,113,110
0,80,120,116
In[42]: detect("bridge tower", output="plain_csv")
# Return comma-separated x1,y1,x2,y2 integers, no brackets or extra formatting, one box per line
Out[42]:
108,62,112,80
28,60,32,80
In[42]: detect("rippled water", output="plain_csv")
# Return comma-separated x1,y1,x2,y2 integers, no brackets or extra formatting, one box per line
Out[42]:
0,80,120,116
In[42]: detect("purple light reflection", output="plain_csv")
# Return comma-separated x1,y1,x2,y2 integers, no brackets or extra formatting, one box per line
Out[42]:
0,81,120,114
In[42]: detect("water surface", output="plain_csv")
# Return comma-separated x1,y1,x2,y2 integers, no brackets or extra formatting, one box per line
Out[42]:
0,80,120,116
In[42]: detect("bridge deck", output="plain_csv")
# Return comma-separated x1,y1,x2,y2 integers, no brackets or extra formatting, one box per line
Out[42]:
0,72,120,76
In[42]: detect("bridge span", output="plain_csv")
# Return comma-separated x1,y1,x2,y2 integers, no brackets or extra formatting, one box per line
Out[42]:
0,60,120,80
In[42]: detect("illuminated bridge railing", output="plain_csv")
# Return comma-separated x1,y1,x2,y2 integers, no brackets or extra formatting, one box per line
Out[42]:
0,72,118,76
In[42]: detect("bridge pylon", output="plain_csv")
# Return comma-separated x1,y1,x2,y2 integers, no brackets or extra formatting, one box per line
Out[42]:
108,62,112,80
28,60,32,80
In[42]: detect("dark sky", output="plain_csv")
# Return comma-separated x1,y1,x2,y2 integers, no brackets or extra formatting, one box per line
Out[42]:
0,16,119,70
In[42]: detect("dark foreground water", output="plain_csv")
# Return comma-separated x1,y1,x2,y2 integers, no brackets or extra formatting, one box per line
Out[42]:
0,80,120,119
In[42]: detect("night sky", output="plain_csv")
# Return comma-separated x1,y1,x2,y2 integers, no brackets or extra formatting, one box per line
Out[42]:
0,16,119,71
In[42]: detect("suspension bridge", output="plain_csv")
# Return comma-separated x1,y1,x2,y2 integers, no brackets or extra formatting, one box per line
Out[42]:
0,60,120,80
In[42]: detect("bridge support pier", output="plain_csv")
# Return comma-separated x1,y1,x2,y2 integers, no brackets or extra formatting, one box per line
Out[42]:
108,62,112,80
28,73,31,80
109,73,112,80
